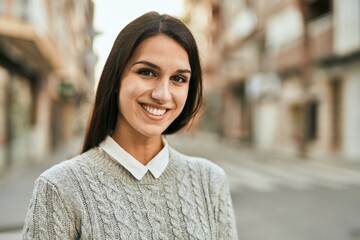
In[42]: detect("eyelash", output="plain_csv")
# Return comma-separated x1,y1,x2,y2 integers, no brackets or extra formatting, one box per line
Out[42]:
137,69,188,84
171,75,188,84
138,69,156,77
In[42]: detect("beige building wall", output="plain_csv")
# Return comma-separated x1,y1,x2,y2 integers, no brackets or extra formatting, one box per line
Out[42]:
0,0,95,173
254,100,279,151
184,0,360,161
342,63,360,159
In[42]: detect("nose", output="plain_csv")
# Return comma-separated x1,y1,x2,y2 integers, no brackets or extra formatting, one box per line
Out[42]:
151,79,171,104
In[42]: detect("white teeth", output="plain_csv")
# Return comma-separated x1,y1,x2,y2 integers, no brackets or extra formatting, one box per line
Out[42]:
142,105,166,116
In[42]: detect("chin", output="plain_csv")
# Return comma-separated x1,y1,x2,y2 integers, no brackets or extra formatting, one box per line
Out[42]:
139,127,167,138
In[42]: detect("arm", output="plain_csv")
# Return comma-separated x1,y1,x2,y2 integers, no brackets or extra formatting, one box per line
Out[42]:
216,174,238,240
22,177,78,240
207,164,238,240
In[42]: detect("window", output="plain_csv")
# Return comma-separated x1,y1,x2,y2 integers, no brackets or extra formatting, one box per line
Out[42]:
307,100,319,140
306,0,331,20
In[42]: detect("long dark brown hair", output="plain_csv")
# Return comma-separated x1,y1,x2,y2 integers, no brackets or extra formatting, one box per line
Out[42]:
82,11,203,153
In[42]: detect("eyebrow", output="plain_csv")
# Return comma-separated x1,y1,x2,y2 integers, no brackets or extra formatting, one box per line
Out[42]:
132,60,192,75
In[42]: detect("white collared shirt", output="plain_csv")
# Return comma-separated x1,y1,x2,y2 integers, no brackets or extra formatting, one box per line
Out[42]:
99,136,169,180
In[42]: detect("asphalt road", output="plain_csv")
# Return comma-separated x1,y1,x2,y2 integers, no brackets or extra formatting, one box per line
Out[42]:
233,188,360,240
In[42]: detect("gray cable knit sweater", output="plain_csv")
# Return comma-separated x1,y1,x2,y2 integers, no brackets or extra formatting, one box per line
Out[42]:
22,147,238,239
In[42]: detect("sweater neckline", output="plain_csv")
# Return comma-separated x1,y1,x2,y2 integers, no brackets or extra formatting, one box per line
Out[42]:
99,136,170,180
81,147,188,184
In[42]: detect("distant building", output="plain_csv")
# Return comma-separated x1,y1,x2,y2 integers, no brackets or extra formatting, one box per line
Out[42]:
185,0,360,161
0,0,96,173
183,0,224,131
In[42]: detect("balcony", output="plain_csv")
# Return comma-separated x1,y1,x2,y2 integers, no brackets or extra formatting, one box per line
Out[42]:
0,1,61,74
270,14,333,72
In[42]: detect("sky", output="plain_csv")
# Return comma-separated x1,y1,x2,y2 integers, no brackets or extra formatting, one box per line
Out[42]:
92,0,185,83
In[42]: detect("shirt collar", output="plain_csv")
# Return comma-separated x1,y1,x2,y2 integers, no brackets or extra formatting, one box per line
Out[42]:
99,136,169,180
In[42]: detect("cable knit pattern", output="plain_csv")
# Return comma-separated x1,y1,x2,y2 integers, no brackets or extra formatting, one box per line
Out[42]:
123,184,149,240
22,147,238,240
97,172,132,239
140,185,168,240
189,160,211,238
79,162,114,240
52,191,67,240
176,164,200,239
37,180,49,239
163,181,183,239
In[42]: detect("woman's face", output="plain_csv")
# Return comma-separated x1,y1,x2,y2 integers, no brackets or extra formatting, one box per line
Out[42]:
115,35,191,139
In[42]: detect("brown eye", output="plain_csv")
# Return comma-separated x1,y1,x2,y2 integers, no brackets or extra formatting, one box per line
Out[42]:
138,69,156,77
172,75,188,83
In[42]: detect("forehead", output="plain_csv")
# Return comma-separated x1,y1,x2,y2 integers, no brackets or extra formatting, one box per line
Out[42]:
129,35,190,68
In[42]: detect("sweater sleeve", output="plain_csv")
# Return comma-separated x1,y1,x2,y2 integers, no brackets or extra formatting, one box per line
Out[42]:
210,167,239,240
22,177,78,240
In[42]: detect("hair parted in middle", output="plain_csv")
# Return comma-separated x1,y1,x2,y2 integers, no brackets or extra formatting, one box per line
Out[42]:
82,11,203,153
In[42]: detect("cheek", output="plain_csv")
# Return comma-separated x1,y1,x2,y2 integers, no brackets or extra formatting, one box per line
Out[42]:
119,79,140,100
176,88,190,109
118,84,135,113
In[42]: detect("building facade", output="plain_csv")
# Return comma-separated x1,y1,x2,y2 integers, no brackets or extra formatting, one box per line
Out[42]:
185,0,360,161
0,0,96,173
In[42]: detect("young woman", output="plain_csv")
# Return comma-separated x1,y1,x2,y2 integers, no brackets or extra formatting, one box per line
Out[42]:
23,12,238,239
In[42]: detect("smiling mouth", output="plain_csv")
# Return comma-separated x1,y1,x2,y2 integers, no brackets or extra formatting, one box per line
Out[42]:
141,104,167,116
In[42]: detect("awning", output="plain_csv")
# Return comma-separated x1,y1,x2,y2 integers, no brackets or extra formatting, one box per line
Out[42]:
0,18,62,74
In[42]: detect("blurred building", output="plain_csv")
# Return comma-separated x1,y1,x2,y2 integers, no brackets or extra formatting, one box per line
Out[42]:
0,0,96,173
183,0,224,131
184,0,360,161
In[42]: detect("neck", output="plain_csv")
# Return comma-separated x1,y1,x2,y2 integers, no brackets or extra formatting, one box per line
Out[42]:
111,131,163,165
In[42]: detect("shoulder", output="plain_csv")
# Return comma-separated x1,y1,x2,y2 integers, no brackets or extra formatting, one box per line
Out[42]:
169,146,227,182
38,148,97,187
169,146,229,200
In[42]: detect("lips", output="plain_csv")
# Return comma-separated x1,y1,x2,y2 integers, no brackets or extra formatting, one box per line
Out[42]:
141,104,167,116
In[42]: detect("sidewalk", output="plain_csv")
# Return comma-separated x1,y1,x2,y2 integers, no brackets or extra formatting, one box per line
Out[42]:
0,137,82,233
168,131,360,170
167,131,360,191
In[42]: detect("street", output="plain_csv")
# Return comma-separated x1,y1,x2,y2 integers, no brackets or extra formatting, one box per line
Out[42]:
1,132,360,239
168,132,360,240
